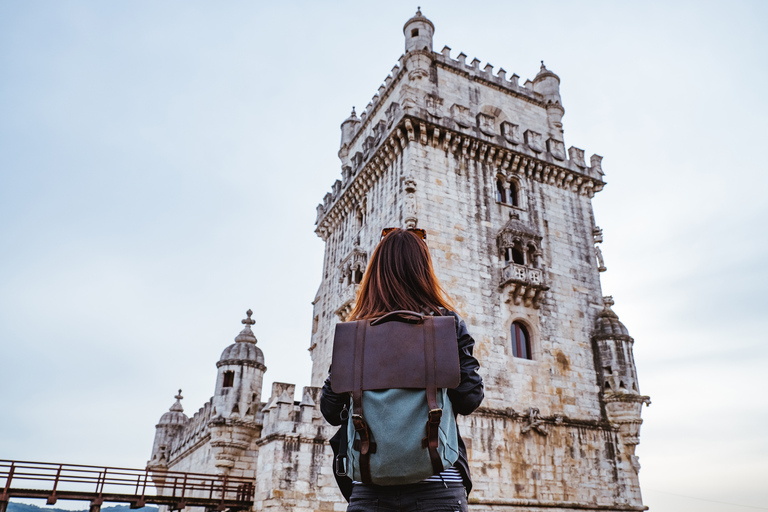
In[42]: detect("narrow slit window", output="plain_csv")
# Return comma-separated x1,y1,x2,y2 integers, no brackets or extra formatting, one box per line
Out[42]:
511,322,532,360
222,371,235,388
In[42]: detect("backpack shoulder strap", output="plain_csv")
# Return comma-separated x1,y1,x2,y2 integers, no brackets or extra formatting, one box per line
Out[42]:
423,316,444,474
350,320,374,484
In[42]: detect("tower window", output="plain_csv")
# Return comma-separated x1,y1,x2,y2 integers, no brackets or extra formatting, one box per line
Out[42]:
511,246,525,265
353,268,364,284
509,181,519,207
511,321,532,359
411,29,419,37
222,371,235,388
496,178,507,203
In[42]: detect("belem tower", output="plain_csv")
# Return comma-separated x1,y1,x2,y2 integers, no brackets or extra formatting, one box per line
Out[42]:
147,10,651,512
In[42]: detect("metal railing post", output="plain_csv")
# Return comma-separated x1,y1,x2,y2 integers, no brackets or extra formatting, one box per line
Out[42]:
1,462,14,500
47,464,63,505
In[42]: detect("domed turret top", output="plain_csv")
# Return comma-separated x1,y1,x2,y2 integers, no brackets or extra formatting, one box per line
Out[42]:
403,7,435,33
534,60,560,83
219,310,265,367
158,389,188,426
594,296,631,338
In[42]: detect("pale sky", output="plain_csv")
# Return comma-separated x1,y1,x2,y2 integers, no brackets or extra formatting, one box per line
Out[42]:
1,2,766,511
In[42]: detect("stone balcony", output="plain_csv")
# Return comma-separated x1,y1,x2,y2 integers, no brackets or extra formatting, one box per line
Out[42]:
334,284,359,320
500,263,548,309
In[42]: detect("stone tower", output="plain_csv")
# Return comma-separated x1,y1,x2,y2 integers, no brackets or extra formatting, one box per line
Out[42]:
148,390,188,471
208,309,266,474
310,9,650,511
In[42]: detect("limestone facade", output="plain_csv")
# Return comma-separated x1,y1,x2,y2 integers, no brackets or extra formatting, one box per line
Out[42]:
148,10,650,512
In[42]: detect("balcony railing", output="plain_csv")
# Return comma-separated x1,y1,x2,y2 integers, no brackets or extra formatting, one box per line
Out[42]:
500,263,547,309
501,263,543,286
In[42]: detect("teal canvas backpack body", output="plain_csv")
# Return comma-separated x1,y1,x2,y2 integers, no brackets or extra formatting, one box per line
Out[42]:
331,310,461,485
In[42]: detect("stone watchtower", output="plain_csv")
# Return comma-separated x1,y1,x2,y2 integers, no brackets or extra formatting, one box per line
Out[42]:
311,10,650,511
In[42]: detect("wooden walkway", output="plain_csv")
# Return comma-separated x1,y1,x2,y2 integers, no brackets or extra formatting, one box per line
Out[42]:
0,460,254,512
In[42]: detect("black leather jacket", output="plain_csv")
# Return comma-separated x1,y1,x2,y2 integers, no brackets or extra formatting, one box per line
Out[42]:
320,310,484,497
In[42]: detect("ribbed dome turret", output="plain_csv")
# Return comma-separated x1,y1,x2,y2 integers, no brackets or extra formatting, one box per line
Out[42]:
403,7,435,33
594,296,632,338
218,309,265,367
157,390,188,427
534,61,560,83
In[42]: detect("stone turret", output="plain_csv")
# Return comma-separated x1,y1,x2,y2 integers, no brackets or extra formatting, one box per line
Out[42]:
148,390,188,473
403,7,434,53
208,310,266,474
402,8,434,82
534,61,565,134
339,107,360,159
593,296,651,473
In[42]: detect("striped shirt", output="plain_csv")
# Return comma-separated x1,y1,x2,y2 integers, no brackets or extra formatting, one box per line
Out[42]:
353,466,463,485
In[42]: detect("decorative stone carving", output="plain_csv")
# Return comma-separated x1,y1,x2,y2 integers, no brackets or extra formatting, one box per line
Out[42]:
568,146,586,167
524,129,544,153
547,138,566,161
521,408,548,436
404,176,418,228
385,102,401,128
593,226,607,272
426,94,443,118
501,122,521,145
476,112,496,136
450,103,472,129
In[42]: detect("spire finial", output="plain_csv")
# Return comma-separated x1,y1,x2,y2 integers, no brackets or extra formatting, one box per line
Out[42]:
351,106,357,117
242,309,255,326
417,6,422,15
541,60,546,71
175,389,183,401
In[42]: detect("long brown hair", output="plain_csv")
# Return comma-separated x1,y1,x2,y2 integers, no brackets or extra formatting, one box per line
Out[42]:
348,228,454,320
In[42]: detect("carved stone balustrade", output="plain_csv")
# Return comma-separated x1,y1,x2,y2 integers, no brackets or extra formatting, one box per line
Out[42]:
501,263,548,308
335,284,359,320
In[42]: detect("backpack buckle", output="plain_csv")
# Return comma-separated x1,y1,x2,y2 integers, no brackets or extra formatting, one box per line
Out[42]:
428,408,443,424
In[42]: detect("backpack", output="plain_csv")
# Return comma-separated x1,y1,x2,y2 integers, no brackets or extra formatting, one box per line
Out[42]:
330,310,461,485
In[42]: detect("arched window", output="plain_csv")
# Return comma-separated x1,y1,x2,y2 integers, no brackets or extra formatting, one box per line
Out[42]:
509,181,519,207
511,322,532,359
511,246,525,265
353,268,364,284
496,178,507,203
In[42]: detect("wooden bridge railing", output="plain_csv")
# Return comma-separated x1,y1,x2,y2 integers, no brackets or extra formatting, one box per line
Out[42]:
0,460,254,512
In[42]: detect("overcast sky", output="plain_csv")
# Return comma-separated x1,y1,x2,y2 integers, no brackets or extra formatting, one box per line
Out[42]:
1,2,766,511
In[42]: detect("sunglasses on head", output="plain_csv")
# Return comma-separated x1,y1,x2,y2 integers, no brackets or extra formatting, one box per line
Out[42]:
380,227,427,241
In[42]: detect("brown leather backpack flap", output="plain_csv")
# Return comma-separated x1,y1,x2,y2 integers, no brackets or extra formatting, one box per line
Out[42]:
330,315,460,393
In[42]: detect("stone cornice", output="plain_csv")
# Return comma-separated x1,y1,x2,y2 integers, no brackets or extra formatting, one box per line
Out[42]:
473,406,617,432
255,432,328,447
316,115,605,239
468,497,647,511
